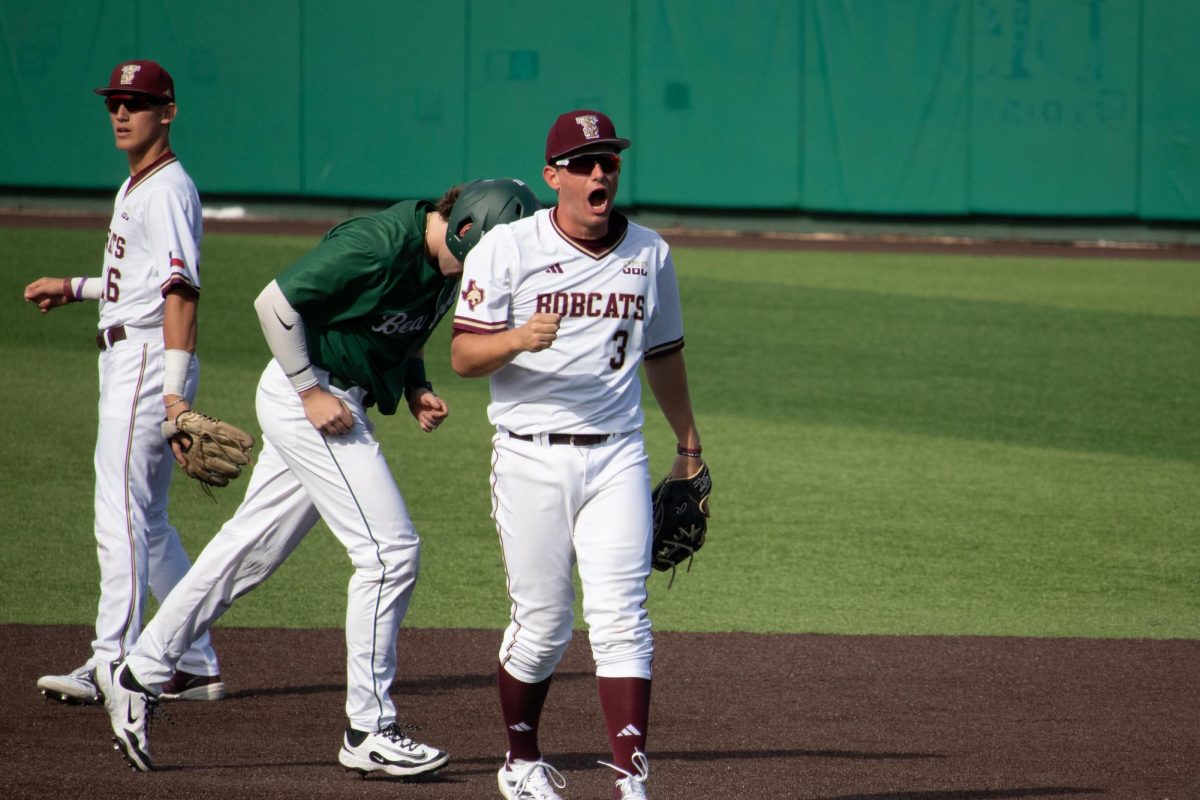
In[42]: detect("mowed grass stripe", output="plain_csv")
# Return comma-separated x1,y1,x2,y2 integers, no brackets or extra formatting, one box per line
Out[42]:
1,228,1196,639
645,414,1198,638
680,258,1200,462
684,250,1200,317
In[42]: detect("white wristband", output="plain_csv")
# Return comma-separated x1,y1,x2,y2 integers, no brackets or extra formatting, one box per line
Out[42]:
163,348,192,398
74,277,103,301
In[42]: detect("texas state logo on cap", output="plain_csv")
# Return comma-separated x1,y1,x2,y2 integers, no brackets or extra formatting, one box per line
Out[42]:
545,109,631,164
94,59,175,102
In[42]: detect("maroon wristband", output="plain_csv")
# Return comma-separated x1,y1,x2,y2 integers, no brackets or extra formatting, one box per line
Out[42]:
676,444,702,458
62,277,75,302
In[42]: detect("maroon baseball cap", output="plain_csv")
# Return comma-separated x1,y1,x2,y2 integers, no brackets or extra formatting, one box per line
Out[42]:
545,110,631,163
94,60,175,102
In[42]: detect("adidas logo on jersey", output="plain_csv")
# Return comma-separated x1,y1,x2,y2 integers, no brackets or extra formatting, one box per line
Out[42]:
616,724,642,737
544,263,564,274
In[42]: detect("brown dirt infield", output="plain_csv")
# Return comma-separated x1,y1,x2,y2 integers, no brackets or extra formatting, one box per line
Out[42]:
1,624,1195,799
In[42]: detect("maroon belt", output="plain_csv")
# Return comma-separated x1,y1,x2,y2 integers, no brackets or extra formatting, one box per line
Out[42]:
96,325,127,351
508,431,612,447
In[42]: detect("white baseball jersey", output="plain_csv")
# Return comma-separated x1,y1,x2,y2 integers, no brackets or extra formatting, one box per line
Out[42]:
99,152,202,330
453,208,684,434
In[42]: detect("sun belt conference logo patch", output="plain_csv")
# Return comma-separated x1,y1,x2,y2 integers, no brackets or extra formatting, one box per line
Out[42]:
120,64,142,85
576,114,600,140
461,279,485,311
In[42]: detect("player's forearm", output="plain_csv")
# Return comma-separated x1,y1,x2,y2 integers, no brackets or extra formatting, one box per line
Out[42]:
162,288,198,408
450,330,522,378
162,288,198,352
23,275,103,314
451,312,562,376
254,280,318,392
644,350,701,450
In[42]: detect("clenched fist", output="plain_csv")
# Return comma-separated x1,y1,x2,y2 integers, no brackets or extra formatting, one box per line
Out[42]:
300,386,355,436
517,312,561,353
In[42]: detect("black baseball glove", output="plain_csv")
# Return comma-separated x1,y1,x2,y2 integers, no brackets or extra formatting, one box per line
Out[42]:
650,463,711,583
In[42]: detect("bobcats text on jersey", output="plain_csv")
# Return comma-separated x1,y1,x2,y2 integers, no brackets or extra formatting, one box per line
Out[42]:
535,291,645,320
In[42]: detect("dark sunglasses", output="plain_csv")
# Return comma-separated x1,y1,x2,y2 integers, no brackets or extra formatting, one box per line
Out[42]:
554,153,622,175
105,96,162,114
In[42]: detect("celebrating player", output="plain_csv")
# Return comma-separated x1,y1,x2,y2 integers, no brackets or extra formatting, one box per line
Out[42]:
24,59,224,707
451,110,706,800
94,178,539,776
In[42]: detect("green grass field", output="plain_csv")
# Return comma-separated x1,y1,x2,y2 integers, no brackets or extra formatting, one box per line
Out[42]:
2,226,1197,639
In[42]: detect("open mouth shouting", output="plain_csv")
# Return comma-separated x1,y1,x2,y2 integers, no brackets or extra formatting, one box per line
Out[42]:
588,187,610,214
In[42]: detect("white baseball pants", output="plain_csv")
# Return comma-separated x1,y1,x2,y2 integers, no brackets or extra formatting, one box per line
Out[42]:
91,325,219,676
491,430,655,683
126,359,421,731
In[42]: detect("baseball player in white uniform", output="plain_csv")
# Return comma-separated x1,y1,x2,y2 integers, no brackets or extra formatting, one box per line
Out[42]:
23,60,223,705
451,110,705,800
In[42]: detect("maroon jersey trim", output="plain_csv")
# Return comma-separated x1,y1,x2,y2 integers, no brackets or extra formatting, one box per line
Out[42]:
124,151,178,198
549,208,629,260
453,317,507,335
159,273,199,298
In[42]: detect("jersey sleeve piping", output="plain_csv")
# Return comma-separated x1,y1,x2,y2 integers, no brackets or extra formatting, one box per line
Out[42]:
453,317,507,334
645,337,684,360
160,270,199,297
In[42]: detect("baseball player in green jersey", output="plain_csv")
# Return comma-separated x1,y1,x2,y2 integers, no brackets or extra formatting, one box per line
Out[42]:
95,179,540,775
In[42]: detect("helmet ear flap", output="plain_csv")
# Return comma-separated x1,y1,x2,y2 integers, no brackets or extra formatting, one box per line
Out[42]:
445,179,541,262
453,218,475,249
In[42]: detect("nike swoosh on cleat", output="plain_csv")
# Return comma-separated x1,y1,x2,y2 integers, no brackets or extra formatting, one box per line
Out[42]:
369,752,437,767
274,309,295,330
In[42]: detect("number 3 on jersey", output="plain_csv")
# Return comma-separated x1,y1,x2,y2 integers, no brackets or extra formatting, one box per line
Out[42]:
610,330,629,369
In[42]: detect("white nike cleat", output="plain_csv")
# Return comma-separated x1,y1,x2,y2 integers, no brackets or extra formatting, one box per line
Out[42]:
497,755,567,800
96,661,157,772
37,664,100,704
337,722,449,777
601,750,649,800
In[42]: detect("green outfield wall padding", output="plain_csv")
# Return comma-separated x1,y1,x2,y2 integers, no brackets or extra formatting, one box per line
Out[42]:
138,1,304,194
633,1,804,208
0,6,134,189
463,0,634,207
804,0,970,213
1140,0,1200,220
0,0,1196,221
301,0,467,199
968,0,1140,215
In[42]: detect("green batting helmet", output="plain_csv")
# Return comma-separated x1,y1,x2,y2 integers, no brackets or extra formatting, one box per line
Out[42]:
445,178,541,262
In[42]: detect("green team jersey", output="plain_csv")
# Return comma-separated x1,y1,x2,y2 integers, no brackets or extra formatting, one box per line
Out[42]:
275,200,458,415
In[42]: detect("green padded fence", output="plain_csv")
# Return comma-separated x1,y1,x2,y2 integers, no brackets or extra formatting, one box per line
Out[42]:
0,0,1196,220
